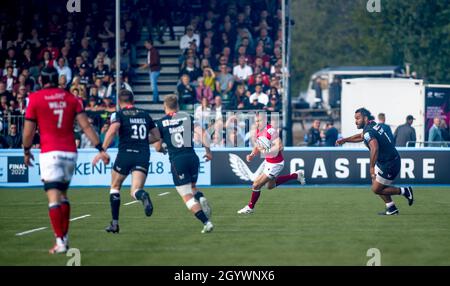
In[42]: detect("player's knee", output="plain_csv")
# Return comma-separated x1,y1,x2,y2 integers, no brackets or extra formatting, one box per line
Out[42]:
176,184,193,197
371,185,383,194
185,197,198,210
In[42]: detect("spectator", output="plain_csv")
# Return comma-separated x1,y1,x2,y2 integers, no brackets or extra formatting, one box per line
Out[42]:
2,66,16,92
0,82,13,102
196,77,214,105
307,120,321,146
394,115,417,147
202,67,216,93
247,94,265,110
106,73,133,103
5,124,22,148
329,77,341,108
377,113,394,143
194,97,212,125
93,78,107,99
429,117,443,143
140,40,161,103
324,120,339,147
180,57,202,83
0,134,9,148
180,25,200,52
265,95,281,112
313,77,323,109
212,95,224,121
78,63,91,87
93,57,110,84
215,64,234,97
250,85,269,106
55,57,72,85
229,84,248,110
177,74,196,105
100,121,117,148
233,56,253,84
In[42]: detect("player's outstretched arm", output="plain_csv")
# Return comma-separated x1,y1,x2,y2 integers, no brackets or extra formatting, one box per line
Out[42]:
76,112,110,165
247,145,260,162
368,138,379,180
336,133,364,145
22,120,37,166
195,125,212,162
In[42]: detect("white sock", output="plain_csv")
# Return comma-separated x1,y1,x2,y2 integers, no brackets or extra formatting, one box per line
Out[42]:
56,237,65,247
385,202,395,208
400,187,405,195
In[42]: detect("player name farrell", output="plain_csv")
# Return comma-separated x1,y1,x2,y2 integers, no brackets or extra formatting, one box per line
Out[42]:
129,118,147,124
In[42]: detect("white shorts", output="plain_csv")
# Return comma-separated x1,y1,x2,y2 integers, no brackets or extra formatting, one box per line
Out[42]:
39,151,78,183
263,161,285,179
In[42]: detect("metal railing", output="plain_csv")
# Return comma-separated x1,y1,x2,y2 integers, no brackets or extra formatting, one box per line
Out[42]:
406,141,450,147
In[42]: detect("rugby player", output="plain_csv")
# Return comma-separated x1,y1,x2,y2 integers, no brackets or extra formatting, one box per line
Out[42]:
23,67,110,254
153,95,214,233
336,108,414,215
237,112,306,214
93,90,161,233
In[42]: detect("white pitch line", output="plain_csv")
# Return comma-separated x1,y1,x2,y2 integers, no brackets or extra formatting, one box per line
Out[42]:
124,200,139,206
70,214,91,221
15,214,91,236
158,192,170,196
15,227,48,236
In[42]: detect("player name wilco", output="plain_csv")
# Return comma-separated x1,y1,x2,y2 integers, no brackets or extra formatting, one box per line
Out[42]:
174,270,275,283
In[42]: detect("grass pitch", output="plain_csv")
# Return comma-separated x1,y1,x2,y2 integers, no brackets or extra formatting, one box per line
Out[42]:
0,186,449,266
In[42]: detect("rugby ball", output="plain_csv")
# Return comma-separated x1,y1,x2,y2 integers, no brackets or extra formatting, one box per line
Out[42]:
257,136,272,153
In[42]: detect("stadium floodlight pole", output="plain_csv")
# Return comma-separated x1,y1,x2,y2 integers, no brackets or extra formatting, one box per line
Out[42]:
281,0,292,146
286,0,293,146
115,0,121,110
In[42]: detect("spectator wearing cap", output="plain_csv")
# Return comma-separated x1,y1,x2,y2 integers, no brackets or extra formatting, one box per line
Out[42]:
78,63,91,87
265,94,281,112
394,115,417,147
180,25,201,52
140,40,161,103
377,113,394,143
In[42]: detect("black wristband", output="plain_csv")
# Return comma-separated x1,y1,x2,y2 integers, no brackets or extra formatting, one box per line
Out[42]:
24,146,32,154
95,143,104,152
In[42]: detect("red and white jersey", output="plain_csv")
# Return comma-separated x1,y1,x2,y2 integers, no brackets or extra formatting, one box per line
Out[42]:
256,124,284,163
25,88,83,153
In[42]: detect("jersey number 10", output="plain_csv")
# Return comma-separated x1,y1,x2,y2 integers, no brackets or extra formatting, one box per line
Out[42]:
131,124,147,140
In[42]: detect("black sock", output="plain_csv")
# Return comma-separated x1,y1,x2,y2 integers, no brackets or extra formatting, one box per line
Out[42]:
194,191,204,201
195,210,209,224
110,193,121,223
134,189,146,201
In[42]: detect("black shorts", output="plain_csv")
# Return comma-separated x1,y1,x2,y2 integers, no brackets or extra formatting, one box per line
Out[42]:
170,153,200,186
376,156,401,185
113,152,150,176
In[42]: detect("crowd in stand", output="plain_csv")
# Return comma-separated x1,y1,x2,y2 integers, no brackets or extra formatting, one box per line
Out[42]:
0,0,285,149
176,1,285,113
